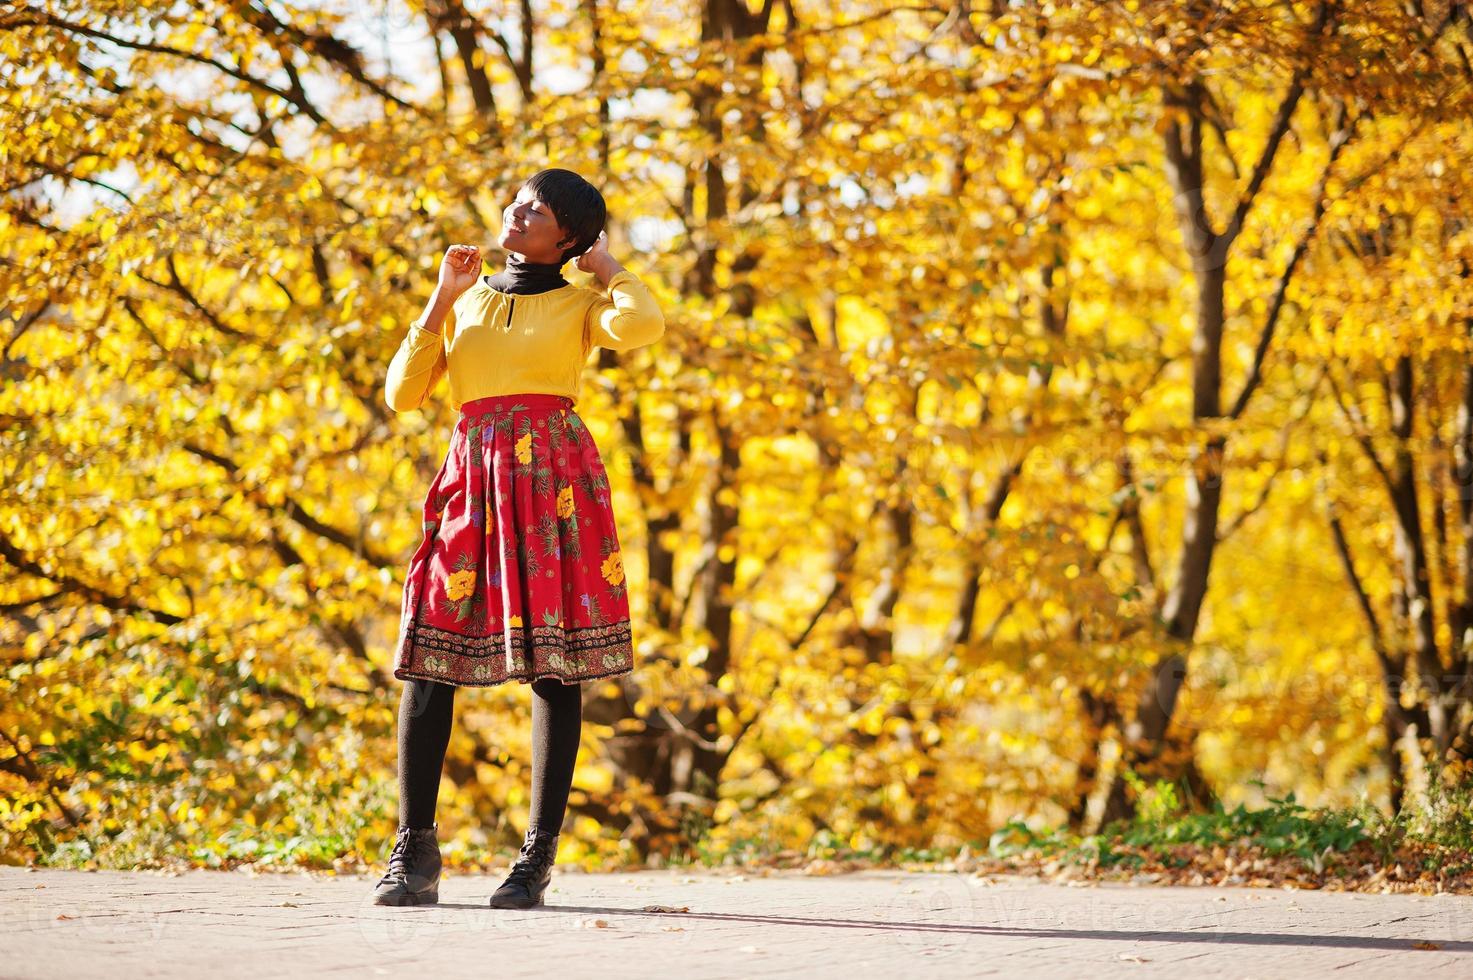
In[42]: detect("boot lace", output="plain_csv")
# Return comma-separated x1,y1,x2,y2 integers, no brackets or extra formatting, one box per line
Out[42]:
381,827,436,885
504,835,556,888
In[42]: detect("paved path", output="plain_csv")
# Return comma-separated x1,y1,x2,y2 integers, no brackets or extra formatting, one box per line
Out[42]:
4,866,1471,977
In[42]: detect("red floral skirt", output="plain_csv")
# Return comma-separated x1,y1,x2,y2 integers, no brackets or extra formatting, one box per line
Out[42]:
393,393,634,688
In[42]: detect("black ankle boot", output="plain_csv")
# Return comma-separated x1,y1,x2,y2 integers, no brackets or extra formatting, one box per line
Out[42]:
489,827,560,909
371,823,442,906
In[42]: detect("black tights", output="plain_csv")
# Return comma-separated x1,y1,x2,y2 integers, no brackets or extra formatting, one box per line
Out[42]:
397,677,583,834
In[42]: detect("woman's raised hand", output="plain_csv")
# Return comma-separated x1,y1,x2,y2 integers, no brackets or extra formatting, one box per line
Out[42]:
574,230,612,275
437,244,481,299
575,230,626,285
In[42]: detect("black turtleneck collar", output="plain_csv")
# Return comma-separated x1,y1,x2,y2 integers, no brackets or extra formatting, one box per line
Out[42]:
484,251,570,295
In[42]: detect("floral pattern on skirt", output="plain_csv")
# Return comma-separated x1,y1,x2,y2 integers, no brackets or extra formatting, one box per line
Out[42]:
393,393,634,687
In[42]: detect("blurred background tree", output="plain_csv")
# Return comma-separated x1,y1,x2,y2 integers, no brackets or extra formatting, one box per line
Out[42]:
1,0,1470,868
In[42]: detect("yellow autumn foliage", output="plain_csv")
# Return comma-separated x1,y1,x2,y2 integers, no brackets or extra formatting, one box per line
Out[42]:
2,0,1472,872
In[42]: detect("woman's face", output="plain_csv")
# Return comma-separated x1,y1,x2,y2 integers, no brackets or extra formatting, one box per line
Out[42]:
498,186,572,263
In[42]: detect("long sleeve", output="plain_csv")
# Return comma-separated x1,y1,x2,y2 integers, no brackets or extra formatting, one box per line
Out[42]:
385,303,452,413
583,268,665,354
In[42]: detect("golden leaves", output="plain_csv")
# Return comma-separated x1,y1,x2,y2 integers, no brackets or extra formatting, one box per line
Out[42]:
2,0,1470,877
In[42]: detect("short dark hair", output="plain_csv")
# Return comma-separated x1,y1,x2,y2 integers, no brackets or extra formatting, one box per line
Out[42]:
523,168,606,263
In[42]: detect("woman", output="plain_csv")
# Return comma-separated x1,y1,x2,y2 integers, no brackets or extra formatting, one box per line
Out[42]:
372,168,664,909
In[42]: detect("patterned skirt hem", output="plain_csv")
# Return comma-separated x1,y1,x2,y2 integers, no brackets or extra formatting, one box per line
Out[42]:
394,620,635,688
392,663,633,689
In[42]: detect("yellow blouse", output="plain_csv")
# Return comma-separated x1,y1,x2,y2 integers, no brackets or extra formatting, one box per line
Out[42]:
384,268,665,412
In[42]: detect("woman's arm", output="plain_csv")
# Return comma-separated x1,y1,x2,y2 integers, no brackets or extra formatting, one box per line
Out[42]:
384,295,454,413
385,244,479,412
578,232,665,354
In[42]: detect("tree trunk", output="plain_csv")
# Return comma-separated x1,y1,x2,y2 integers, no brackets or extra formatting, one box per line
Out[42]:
1101,79,1229,825
1386,356,1450,751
